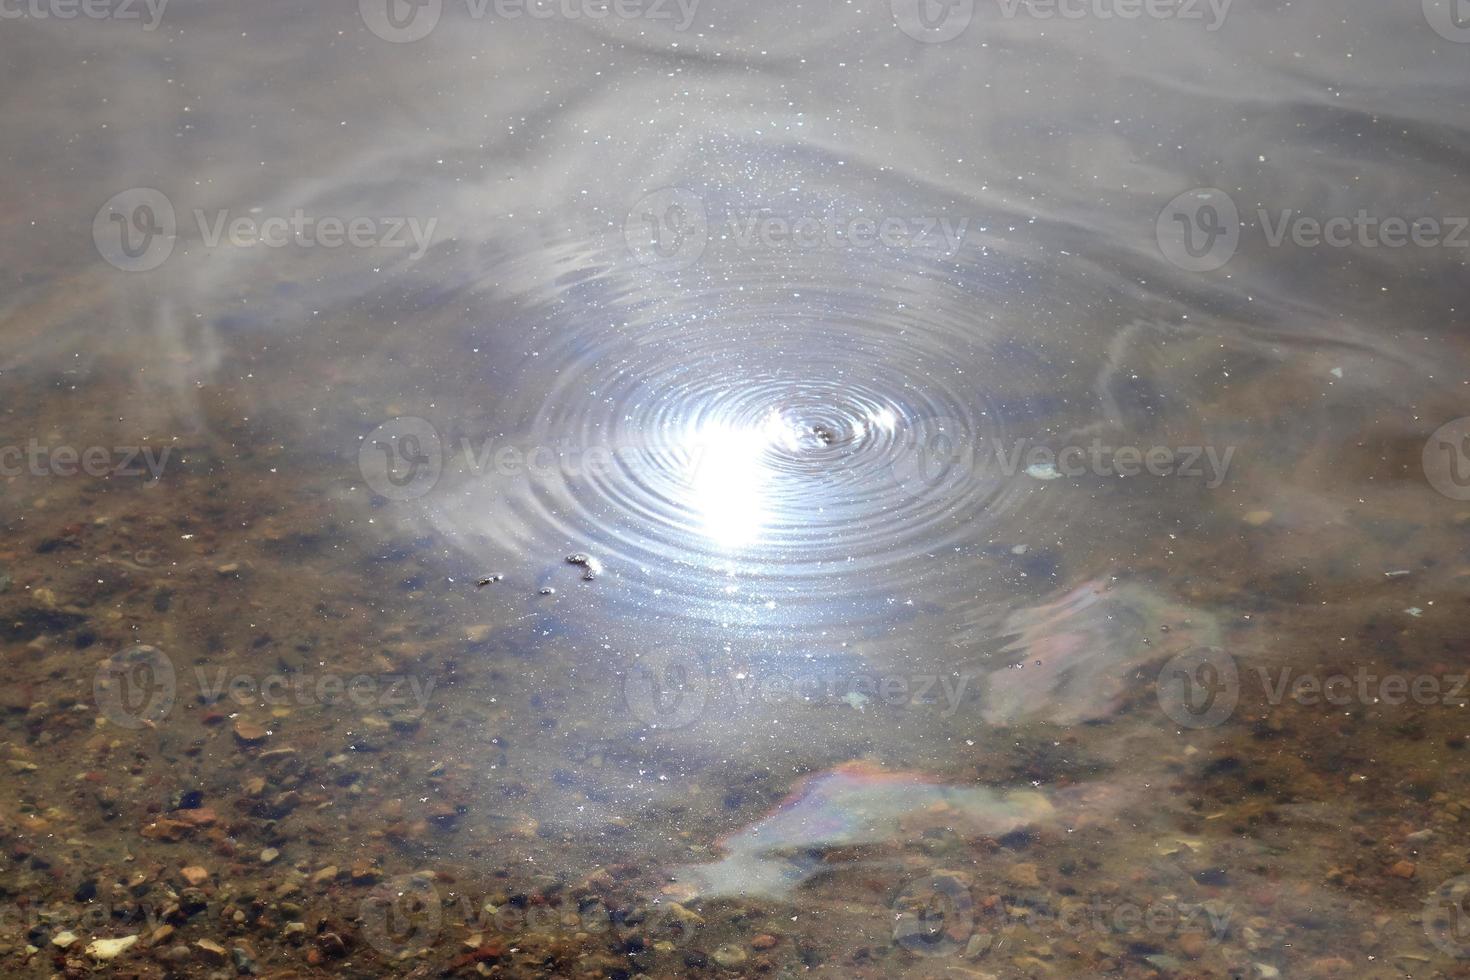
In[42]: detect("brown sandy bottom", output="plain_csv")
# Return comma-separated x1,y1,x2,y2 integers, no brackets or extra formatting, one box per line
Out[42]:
0,353,1468,980
0,414,1464,980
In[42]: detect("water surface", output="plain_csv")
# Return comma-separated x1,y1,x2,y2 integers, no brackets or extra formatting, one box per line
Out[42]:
2,1,1470,976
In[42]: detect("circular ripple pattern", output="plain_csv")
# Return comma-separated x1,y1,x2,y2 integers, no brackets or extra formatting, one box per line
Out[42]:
426,245,1079,632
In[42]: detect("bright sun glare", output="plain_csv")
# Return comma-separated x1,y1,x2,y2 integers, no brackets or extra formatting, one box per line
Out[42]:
683,411,798,548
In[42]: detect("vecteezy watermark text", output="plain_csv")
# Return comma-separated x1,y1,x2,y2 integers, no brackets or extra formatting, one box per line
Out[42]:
193,669,435,714
356,416,1238,503
623,651,979,729
1254,666,1467,709
891,0,1231,44
1157,187,1470,272
994,0,1231,29
93,188,438,272
893,435,1235,490
359,0,701,43
1156,648,1467,730
624,188,971,271
358,876,701,961
93,646,435,730
892,872,1232,958
0,442,171,479
194,209,436,260
0,0,167,29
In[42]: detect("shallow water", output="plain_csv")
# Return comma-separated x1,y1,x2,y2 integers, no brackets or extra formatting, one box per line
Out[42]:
2,1,1470,977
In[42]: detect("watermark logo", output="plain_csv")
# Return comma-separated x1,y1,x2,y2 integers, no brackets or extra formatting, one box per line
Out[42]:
361,0,700,42
888,420,974,502
0,442,172,479
360,0,443,42
352,416,1235,509
1424,0,1470,43
893,0,1230,41
360,874,442,960
623,650,709,729
1156,188,1239,272
0,0,168,29
359,417,444,501
725,212,969,255
93,647,435,726
1423,417,1470,501
1156,648,1238,729
93,188,176,272
1254,667,1466,709
1160,187,1470,272
888,424,1237,496
891,0,975,43
93,645,176,730
996,0,1231,29
893,872,974,956
193,208,437,259
893,873,1232,957
94,189,437,271
195,670,435,715
1258,210,1469,251
622,660,977,727
354,885,696,957
625,188,709,272
1427,876,1470,958
624,190,970,270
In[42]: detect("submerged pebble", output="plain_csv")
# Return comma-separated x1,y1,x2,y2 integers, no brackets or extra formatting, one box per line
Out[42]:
234,720,269,744
86,935,138,960
712,944,748,968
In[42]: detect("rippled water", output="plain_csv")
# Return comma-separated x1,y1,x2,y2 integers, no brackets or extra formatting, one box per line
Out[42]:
3,0,1470,976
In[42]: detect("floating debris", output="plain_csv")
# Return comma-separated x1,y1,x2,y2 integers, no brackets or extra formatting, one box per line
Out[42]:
565,553,602,581
667,761,1070,900
980,580,1220,726
476,574,504,588
539,587,556,596
1025,461,1062,480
